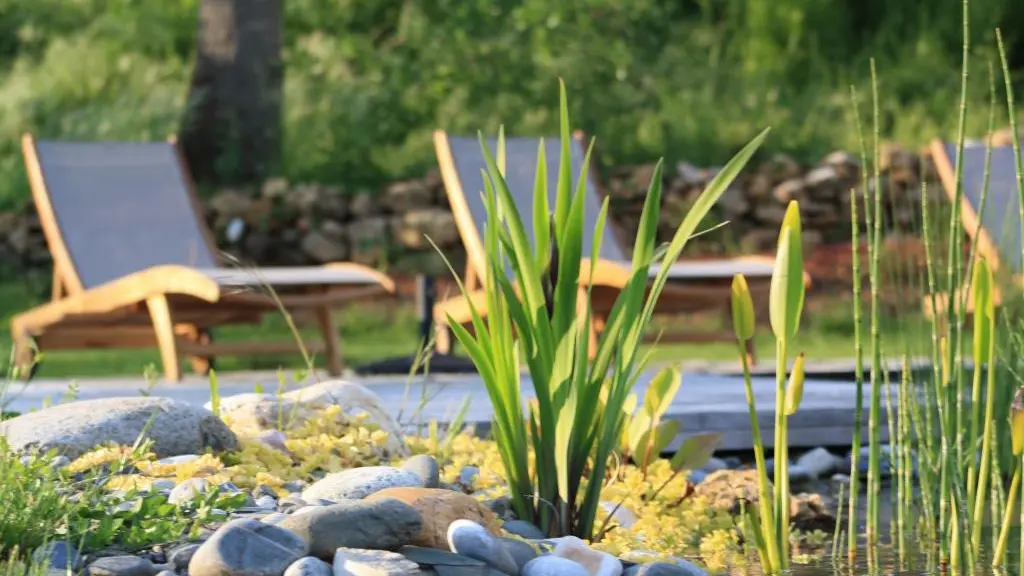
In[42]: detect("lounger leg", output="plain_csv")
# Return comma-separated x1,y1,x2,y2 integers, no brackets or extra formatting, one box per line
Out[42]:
313,305,344,377
178,324,213,375
435,322,453,355
10,323,38,381
147,295,181,383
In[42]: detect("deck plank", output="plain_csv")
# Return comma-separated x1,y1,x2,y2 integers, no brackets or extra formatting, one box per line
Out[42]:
2,365,897,451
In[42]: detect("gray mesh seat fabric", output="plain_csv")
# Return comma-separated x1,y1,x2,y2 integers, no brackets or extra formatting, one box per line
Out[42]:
432,131,786,363
33,140,388,290
442,135,776,280
937,140,1024,273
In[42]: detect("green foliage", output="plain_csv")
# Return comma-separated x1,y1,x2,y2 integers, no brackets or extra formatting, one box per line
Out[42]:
0,441,77,555
440,82,766,539
0,0,1022,208
620,365,682,473
0,435,245,564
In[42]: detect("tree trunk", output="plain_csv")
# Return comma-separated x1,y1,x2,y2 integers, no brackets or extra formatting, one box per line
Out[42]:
179,0,283,186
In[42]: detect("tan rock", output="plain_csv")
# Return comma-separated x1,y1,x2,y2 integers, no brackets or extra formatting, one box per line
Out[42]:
209,189,253,218
385,179,435,211
390,209,459,250
772,178,805,203
300,230,348,263
345,216,389,264
261,177,290,199
767,154,802,183
365,487,503,549
349,191,381,217
693,470,836,533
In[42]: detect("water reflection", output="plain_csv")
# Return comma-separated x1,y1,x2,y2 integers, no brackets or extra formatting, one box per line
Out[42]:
735,482,1022,575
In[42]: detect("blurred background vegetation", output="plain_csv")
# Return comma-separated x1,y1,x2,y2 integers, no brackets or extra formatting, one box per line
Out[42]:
0,0,1021,210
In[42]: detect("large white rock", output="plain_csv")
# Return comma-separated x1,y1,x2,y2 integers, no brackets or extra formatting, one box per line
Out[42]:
211,380,407,454
1,397,238,460
301,466,423,502
552,536,622,576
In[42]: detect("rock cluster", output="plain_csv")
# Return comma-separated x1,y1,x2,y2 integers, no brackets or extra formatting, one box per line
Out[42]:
0,142,942,279
4,380,865,576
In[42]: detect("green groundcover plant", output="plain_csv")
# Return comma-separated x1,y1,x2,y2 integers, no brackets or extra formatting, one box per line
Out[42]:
437,80,768,539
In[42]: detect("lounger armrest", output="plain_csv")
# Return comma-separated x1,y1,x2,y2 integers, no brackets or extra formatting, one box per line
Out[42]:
12,265,221,331
321,263,396,293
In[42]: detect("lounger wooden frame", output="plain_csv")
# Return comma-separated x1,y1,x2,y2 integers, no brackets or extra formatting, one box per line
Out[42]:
431,130,793,361
12,134,396,382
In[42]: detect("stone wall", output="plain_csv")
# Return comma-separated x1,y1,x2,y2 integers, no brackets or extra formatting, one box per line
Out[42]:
0,142,943,279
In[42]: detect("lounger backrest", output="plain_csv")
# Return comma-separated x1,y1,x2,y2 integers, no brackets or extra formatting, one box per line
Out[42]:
934,140,1024,273
441,134,628,280
26,138,218,290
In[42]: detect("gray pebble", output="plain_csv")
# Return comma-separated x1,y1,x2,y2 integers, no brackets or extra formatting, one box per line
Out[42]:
167,544,201,572
254,484,279,499
283,556,332,576
279,499,423,560
402,454,441,489
86,555,159,576
447,519,518,575
279,495,308,512
218,482,242,494
795,447,841,478
300,466,423,502
832,473,852,485
398,545,487,568
523,556,589,576
500,538,539,572
283,480,307,493
254,495,278,510
788,464,814,484
169,478,214,505
51,455,72,469
157,455,200,466
502,520,546,540
332,548,423,575
484,496,514,520
624,560,710,576
458,466,480,488
188,519,308,576
702,457,728,472
261,512,289,525
291,505,324,517
255,430,291,455
155,571,176,576
150,479,176,492
33,541,82,571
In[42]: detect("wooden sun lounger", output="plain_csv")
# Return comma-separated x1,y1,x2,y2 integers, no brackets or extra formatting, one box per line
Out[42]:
924,139,1024,317
432,131,811,362
11,135,395,382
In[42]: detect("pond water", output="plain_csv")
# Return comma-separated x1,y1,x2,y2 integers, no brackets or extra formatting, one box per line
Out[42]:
771,481,1022,576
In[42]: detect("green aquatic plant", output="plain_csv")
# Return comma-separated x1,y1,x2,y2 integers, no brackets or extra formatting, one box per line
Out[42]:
620,365,683,475
993,386,1024,566
833,1,1024,568
438,80,768,539
731,200,807,574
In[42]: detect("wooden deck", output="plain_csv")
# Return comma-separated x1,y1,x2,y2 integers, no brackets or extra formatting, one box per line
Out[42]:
2,362,897,452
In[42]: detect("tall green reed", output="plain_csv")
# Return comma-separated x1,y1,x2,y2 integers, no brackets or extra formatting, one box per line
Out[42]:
841,0,1024,566
438,80,768,539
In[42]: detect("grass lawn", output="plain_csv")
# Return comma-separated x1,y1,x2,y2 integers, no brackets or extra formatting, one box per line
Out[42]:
0,278,934,380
